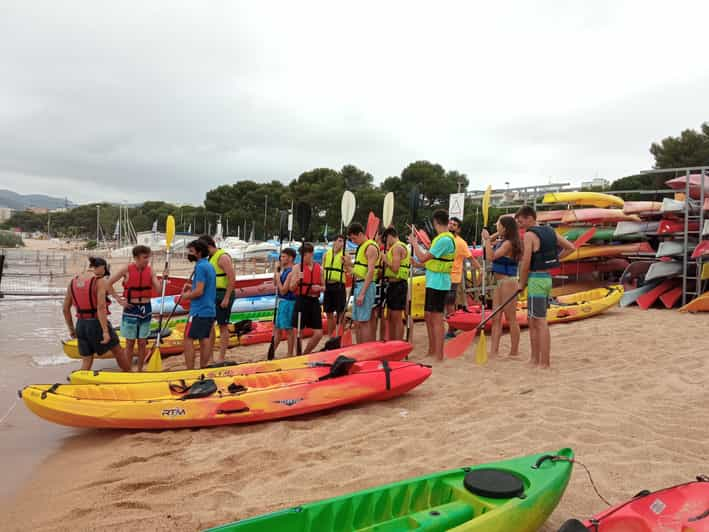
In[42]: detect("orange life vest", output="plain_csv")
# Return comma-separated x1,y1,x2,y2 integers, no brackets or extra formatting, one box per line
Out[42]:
298,263,322,297
70,276,98,319
123,263,153,302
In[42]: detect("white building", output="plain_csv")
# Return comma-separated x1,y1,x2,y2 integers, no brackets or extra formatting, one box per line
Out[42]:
580,178,610,189
0,207,15,222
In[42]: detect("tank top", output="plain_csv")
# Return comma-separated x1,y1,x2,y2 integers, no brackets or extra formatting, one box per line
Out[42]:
278,267,295,301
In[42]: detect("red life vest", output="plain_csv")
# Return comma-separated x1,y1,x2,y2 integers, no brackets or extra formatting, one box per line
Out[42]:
298,263,322,296
123,263,153,302
70,275,98,319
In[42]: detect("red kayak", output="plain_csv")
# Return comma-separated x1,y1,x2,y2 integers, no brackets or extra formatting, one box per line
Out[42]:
559,477,709,531
658,219,700,234
238,316,329,346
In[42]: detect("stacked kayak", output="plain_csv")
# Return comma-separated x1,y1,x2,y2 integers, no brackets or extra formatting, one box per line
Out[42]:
21,358,431,429
543,191,624,208
206,449,574,532
69,341,414,384
447,286,623,331
559,476,709,531
680,291,709,312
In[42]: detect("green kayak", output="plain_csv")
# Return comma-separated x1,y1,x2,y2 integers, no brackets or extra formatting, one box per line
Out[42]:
205,448,574,532
564,227,644,242
142,310,274,331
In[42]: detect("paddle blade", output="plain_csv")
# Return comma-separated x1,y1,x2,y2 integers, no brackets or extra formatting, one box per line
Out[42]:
146,348,162,372
165,215,175,250
416,228,431,249
482,185,492,227
267,339,276,360
382,192,395,228
341,191,356,227
475,331,488,365
365,212,380,239
444,328,478,359
573,227,596,248
341,328,353,347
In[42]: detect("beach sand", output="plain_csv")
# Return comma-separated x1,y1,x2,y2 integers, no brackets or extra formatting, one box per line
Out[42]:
1,306,708,531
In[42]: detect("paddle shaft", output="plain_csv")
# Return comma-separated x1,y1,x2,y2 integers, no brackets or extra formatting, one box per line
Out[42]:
476,289,522,331
147,269,194,360
267,224,286,360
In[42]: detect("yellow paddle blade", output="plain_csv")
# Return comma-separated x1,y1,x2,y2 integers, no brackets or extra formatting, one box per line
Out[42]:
482,185,492,227
146,348,162,372
165,215,176,251
475,331,488,365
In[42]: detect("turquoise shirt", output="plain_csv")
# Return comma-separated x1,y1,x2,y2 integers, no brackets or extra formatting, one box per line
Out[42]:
425,235,456,291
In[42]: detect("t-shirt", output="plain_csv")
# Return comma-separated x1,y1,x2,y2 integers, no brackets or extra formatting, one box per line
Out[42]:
189,258,216,318
425,234,456,291
450,235,472,284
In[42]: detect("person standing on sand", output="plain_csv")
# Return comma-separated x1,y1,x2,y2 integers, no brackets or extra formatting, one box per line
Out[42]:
273,248,297,356
347,223,379,344
408,209,456,360
291,243,324,354
63,257,131,372
515,206,575,369
482,216,523,359
107,245,161,371
199,235,236,364
380,227,410,341
321,235,350,338
181,239,216,369
446,217,479,337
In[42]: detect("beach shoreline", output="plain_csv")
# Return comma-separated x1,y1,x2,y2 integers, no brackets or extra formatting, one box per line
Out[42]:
1,306,707,531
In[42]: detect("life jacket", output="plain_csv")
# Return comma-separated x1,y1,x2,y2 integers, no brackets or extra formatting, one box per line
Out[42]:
123,263,153,303
298,262,322,297
278,267,295,301
384,241,411,281
323,248,345,284
209,248,230,290
491,240,518,276
70,275,111,318
529,225,560,271
425,232,456,273
353,239,380,281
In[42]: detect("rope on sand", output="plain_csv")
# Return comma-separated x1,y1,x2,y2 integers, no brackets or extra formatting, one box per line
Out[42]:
0,399,19,425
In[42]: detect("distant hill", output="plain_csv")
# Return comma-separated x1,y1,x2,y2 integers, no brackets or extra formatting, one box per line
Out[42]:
0,189,75,210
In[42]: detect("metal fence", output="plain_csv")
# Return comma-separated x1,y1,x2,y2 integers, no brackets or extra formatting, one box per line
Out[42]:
0,249,72,298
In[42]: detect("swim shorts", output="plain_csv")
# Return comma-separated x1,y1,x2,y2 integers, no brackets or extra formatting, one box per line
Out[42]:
527,272,552,319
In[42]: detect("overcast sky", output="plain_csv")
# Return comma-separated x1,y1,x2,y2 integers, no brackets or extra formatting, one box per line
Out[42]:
1,1,708,205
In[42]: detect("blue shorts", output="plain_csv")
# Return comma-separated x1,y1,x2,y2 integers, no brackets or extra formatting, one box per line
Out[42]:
275,298,295,330
352,281,376,322
186,316,215,340
121,303,152,340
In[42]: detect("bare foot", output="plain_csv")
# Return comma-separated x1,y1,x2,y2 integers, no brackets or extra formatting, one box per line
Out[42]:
507,352,519,358
527,359,539,368
538,364,550,370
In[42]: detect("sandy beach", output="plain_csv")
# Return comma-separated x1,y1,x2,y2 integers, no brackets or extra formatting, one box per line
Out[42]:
1,302,707,531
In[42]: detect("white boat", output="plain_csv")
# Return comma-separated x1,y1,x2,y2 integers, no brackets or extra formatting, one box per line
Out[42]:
243,241,279,260
221,237,248,260
703,220,709,237
660,197,700,214
614,221,659,237
656,239,697,258
645,260,682,282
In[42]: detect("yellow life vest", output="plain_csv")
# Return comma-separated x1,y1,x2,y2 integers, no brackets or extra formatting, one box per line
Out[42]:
322,248,345,284
425,232,456,273
209,248,230,290
353,239,379,281
384,241,410,281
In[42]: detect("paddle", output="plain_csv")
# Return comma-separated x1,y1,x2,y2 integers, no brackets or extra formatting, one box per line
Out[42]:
146,215,175,371
294,202,311,356
267,211,289,360
474,185,492,365
445,289,522,359
573,227,596,249
404,187,419,344
365,211,380,239
376,192,395,340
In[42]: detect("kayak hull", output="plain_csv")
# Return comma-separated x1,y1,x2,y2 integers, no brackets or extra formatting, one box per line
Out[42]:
560,242,653,262
542,191,624,208
205,449,574,532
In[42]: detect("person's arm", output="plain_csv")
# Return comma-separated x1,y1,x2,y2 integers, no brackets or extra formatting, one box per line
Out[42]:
556,233,576,260
96,279,111,343
518,232,536,290
182,266,205,301
407,234,434,263
62,285,76,338
107,265,129,307
288,265,301,293
343,251,352,274
151,271,162,295
218,254,236,307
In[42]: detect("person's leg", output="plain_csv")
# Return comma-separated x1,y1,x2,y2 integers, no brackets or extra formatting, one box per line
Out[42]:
538,321,551,368
528,318,541,366
326,312,335,337
272,326,281,354
424,312,434,355
183,319,195,369
286,329,295,356
218,323,230,362
111,345,132,372
490,284,503,356
135,339,147,371
81,355,94,371
304,330,322,354
388,310,402,341
500,281,520,357
125,338,135,364
430,311,445,359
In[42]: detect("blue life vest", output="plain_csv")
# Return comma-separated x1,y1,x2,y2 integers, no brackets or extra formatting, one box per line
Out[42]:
491,241,518,276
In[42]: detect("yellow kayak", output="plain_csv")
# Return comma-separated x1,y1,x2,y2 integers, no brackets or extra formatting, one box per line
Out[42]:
542,191,624,208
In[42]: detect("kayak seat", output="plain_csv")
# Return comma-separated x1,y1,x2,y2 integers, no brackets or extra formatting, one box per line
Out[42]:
557,519,588,532
230,320,253,337
318,356,356,381
181,379,217,399
205,361,238,368
463,469,524,499
321,336,342,351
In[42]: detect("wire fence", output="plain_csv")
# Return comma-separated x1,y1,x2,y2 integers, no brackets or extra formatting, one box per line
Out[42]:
0,249,74,298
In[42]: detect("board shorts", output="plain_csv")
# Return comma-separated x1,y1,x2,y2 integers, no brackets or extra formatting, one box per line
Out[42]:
121,303,152,340
527,272,552,319
76,319,120,356
293,296,323,330
323,283,346,314
352,280,376,322
385,280,407,311
424,287,447,314
275,298,295,330
185,316,215,340
215,289,235,326
446,283,459,306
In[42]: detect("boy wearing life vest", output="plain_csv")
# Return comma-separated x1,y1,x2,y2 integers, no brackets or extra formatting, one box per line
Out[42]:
62,257,131,371
108,245,161,371
273,248,297,357
515,206,575,369
291,243,324,354
380,227,410,341
181,239,217,369
321,235,351,337
409,209,456,360
199,235,236,364
347,222,380,344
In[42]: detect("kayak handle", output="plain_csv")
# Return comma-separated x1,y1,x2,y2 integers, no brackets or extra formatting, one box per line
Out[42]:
532,454,574,469
217,407,250,415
